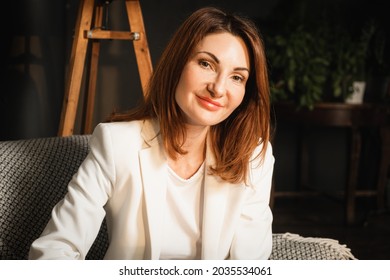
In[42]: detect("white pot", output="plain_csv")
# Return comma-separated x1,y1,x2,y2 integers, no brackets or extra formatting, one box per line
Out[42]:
345,81,366,104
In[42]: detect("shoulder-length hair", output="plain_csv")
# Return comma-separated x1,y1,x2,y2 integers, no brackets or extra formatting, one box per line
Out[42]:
109,7,271,184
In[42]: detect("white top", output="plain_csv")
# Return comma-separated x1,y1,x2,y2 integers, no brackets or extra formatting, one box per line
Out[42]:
160,162,205,260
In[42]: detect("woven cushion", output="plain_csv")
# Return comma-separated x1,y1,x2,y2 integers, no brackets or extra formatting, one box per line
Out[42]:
269,232,356,260
0,135,108,260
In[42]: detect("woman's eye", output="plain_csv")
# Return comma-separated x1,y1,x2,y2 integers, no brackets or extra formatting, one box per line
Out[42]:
232,75,244,83
199,60,211,68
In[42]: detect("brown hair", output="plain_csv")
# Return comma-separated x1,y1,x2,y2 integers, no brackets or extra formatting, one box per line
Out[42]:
108,7,271,184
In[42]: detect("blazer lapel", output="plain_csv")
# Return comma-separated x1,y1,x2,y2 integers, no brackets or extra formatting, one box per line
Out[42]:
139,120,167,260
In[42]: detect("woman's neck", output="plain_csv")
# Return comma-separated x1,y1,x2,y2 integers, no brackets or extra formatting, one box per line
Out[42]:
168,125,209,180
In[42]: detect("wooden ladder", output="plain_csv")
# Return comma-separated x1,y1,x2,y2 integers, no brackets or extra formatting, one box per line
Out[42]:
58,0,152,136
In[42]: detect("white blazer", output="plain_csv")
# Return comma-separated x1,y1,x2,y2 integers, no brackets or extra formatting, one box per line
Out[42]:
29,119,274,260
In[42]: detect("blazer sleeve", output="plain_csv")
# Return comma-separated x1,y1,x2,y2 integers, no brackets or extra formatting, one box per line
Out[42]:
229,142,275,260
29,124,115,259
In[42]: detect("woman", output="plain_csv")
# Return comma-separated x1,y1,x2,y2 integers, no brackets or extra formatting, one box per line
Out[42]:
29,6,274,260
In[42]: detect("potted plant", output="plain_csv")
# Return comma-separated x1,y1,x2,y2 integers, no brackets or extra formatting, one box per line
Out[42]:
265,11,382,109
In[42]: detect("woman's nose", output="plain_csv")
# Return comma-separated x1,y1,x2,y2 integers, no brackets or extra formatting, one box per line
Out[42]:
207,75,227,98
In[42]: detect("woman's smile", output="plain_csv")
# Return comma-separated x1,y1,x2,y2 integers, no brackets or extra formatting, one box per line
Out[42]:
196,95,223,111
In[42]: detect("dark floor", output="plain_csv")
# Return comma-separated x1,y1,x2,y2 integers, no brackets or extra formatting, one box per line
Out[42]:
272,194,390,260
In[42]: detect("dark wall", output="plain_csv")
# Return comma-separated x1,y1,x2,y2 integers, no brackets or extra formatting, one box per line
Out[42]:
2,0,67,140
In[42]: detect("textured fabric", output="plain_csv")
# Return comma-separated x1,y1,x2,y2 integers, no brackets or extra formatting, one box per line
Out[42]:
0,135,355,260
269,233,356,260
0,135,108,260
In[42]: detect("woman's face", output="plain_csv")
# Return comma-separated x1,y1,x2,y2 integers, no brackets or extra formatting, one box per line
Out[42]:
175,32,250,127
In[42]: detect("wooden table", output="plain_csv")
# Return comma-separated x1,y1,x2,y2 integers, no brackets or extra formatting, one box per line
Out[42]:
272,102,389,225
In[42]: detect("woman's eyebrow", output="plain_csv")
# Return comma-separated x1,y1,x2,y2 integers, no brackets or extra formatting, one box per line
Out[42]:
196,51,249,73
197,51,220,63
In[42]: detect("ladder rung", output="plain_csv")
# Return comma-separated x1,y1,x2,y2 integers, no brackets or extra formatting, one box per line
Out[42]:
84,30,140,40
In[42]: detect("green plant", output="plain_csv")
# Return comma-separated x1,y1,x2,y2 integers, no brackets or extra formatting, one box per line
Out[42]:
266,19,381,108
267,26,331,109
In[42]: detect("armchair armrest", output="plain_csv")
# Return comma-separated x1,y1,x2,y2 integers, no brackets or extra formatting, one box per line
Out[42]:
269,232,356,260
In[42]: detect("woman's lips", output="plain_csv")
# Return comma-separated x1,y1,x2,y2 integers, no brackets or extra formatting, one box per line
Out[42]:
196,95,223,111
